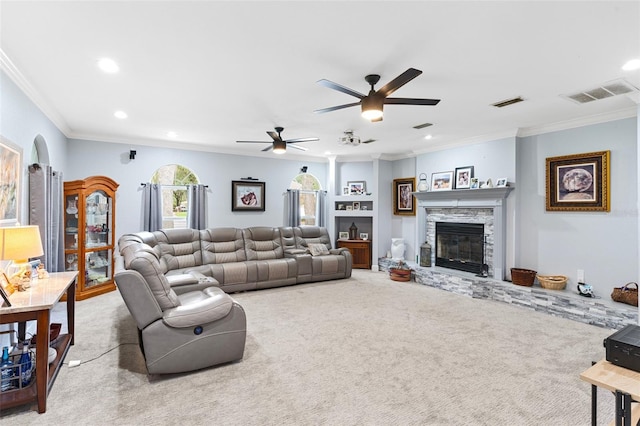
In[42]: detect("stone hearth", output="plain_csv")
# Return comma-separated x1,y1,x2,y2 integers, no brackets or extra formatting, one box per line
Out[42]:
378,258,637,330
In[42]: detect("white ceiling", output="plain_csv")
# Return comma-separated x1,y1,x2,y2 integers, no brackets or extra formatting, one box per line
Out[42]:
1,1,639,161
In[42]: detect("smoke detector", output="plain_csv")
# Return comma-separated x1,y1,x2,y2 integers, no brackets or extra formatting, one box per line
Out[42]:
339,130,361,146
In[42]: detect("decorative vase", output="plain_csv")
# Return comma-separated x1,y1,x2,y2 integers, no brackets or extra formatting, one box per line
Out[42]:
391,238,405,260
66,199,78,214
417,173,429,192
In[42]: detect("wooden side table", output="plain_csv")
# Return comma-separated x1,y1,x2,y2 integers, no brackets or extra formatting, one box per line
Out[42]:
0,271,78,413
580,359,640,426
337,239,371,269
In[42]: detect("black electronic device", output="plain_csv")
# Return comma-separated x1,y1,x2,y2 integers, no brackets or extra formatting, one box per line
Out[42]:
603,324,640,373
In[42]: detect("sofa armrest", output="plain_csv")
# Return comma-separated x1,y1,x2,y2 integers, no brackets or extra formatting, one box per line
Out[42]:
166,272,217,287
329,248,350,255
284,248,309,256
163,287,234,328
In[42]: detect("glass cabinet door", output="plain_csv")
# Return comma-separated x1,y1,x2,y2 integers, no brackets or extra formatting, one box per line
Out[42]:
85,190,112,249
64,193,79,271
84,249,112,289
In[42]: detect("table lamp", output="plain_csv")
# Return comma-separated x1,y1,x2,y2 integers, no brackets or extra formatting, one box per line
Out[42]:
0,225,44,290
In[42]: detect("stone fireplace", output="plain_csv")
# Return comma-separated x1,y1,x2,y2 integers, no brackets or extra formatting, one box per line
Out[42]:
414,187,513,279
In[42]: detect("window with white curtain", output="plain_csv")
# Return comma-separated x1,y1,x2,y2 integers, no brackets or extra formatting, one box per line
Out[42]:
289,173,321,226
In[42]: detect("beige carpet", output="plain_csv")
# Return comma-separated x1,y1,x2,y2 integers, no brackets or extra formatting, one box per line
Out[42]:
1,270,617,425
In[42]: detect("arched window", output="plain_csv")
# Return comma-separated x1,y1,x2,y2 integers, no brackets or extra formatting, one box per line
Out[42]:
151,164,199,229
290,173,322,226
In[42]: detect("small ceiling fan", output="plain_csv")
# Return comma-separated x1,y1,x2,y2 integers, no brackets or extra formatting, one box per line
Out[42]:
314,68,440,122
236,127,319,154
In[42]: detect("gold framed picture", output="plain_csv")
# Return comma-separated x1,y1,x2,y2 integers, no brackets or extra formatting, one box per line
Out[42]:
393,177,416,216
545,150,610,212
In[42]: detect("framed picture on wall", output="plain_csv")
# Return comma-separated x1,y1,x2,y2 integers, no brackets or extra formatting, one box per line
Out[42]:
0,137,22,225
545,150,610,212
232,180,266,211
393,177,416,216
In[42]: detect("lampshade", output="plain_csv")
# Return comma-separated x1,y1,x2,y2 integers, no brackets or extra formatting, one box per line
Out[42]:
361,95,383,120
273,140,286,154
0,225,44,262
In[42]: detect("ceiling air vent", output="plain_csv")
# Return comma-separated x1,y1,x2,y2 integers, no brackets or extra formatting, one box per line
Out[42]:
491,96,524,108
563,79,639,104
413,122,433,129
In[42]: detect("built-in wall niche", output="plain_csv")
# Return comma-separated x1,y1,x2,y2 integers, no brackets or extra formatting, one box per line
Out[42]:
335,217,372,242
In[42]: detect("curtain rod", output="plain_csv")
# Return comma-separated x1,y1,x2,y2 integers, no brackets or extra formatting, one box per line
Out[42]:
141,183,208,188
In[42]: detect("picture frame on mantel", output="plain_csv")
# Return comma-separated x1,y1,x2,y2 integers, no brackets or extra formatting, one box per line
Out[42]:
0,136,22,225
545,150,610,212
454,166,474,189
393,177,416,216
430,171,453,191
232,180,265,211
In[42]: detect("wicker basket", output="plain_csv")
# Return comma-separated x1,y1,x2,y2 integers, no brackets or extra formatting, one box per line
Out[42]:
511,268,537,287
537,275,568,290
389,268,411,282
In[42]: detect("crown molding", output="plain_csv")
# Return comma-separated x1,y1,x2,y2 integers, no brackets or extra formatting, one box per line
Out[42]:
517,107,637,138
0,49,71,135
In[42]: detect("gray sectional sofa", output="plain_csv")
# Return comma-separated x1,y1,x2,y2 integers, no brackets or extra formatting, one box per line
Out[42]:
114,226,352,374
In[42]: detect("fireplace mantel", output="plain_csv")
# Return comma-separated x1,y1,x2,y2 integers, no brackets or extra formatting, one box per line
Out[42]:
412,187,514,207
414,186,514,280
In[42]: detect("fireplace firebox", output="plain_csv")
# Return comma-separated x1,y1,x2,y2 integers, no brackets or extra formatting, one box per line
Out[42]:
435,222,485,274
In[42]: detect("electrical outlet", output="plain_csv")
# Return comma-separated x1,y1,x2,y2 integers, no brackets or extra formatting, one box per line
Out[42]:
577,269,585,284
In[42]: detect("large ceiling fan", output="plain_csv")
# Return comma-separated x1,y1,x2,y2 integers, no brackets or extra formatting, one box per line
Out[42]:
314,68,440,122
236,127,319,154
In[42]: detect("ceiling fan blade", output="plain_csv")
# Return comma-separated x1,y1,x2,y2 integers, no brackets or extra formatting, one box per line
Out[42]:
267,131,282,141
287,143,308,152
317,79,365,99
362,139,376,144
261,144,273,152
376,68,422,97
285,137,319,143
384,97,441,106
314,102,361,114
236,140,271,144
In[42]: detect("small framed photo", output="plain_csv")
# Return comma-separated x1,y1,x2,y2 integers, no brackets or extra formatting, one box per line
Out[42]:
361,205,368,210
347,181,366,195
454,166,474,189
346,205,353,211
353,202,360,210
342,186,350,196
232,180,265,212
337,203,345,210
470,177,480,189
431,171,454,191
0,274,11,307
495,177,508,187
338,231,349,240
360,233,368,240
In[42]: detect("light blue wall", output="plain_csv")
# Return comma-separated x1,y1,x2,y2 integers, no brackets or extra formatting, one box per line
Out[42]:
0,71,68,224
66,139,327,236
516,118,638,297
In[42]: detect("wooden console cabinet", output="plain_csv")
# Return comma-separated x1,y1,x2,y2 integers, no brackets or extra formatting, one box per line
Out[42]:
337,239,371,269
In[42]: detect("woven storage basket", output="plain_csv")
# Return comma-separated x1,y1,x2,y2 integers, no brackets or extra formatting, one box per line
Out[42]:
537,275,568,290
389,268,411,282
511,268,537,287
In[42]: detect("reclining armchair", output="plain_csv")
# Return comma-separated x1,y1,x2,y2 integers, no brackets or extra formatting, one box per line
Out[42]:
115,240,246,374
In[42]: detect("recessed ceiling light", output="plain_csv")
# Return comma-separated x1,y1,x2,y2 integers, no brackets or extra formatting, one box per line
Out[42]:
167,131,177,138
114,110,127,119
424,135,432,140
622,59,640,71
98,58,119,73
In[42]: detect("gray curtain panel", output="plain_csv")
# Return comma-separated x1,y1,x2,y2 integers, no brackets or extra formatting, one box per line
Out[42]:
142,183,162,232
28,163,64,272
286,189,300,227
187,184,207,230
315,190,327,227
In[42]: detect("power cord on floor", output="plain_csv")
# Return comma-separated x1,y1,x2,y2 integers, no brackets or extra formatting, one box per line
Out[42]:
64,342,138,367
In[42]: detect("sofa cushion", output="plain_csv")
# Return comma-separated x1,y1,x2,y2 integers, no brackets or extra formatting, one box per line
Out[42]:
200,227,246,264
243,227,284,260
153,228,202,273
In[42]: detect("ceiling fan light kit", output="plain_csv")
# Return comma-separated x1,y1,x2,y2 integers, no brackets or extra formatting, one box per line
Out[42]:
272,140,286,154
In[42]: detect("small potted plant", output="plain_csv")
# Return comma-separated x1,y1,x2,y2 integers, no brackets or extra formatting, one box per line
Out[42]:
389,260,412,282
